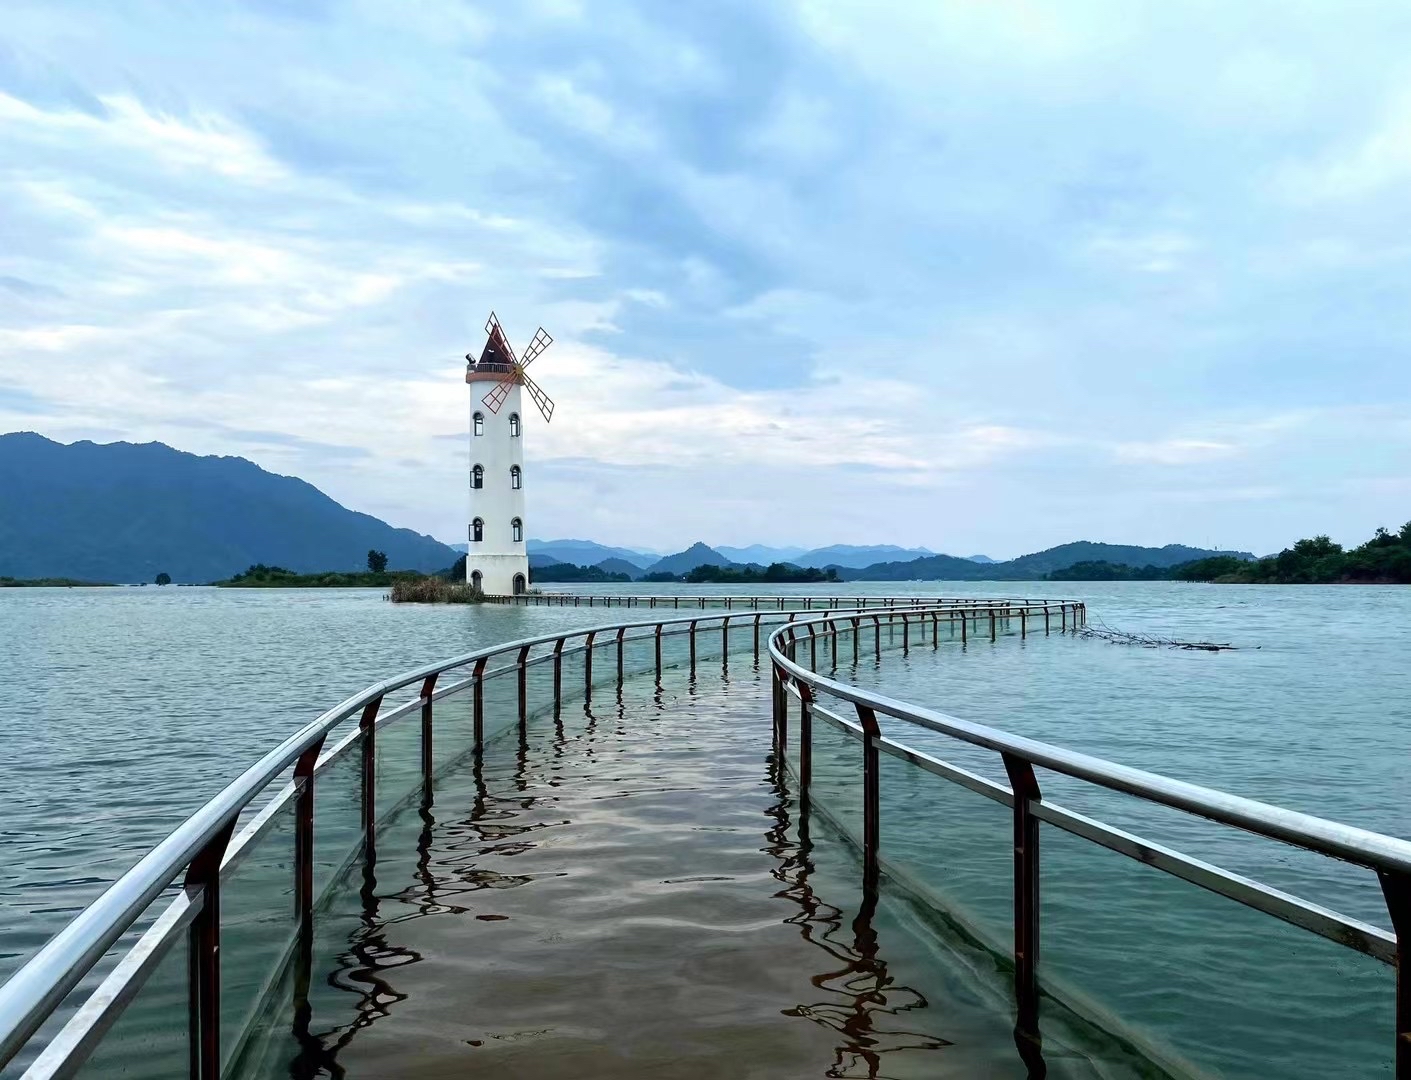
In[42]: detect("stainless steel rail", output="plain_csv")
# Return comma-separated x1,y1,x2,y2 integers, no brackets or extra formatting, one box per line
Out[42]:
1,598,1041,1078
491,592,1063,609
767,612,1411,1078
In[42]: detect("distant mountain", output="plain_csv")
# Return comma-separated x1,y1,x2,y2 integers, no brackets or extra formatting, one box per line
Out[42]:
593,557,643,579
836,541,1254,582
715,544,809,564
794,544,936,569
965,554,996,564
0,432,459,583
644,542,736,577
528,538,657,569
1004,542,1254,576
833,552,986,581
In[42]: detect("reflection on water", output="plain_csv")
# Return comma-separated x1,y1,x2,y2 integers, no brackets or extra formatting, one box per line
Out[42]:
268,674,984,1080
763,767,954,1077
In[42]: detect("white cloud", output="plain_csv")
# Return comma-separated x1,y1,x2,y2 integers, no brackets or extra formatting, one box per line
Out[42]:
1115,439,1237,465
3,0,1411,554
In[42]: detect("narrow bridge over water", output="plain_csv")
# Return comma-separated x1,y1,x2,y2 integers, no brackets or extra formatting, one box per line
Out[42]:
1,598,1407,1080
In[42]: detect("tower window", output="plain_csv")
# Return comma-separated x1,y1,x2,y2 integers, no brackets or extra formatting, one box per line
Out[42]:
471,464,483,489
509,413,521,437
510,465,521,490
470,518,484,543
511,517,523,543
473,411,484,437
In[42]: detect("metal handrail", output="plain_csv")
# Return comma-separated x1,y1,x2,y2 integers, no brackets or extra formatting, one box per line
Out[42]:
767,619,1411,876
492,592,1062,607
0,598,1034,1071
766,610,1411,1076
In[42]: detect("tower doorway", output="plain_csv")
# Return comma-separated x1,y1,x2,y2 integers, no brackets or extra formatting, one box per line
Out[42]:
512,573,527,595
471,569,483,591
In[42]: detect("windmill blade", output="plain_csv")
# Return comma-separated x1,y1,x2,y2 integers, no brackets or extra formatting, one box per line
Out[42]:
481,375,515,414
519,327,553,369
521,369,555,423
483,311,517,363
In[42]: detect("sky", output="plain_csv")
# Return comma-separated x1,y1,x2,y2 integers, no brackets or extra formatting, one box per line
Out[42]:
2,0,1410,559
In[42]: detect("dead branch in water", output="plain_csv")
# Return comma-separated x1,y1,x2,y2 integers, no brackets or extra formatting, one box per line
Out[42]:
1078,620,1239,651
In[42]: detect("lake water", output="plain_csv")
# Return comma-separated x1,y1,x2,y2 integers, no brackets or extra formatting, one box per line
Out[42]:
1,581,1408,1075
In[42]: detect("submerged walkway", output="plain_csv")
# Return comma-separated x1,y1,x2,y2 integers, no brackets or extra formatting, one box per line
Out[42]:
261,668,1055,1080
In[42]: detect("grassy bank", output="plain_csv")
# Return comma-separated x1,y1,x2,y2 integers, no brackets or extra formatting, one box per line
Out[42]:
216,564,433,588
387,577,487,604
1,576,114,587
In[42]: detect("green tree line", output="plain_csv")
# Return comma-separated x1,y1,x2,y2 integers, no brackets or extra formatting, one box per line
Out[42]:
1048,523,1411,584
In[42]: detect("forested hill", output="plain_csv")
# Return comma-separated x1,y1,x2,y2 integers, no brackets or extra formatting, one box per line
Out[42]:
0,433,459,583
835,542,1254,581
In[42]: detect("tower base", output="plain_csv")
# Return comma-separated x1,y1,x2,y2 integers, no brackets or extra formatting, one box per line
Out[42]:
466,554,530,596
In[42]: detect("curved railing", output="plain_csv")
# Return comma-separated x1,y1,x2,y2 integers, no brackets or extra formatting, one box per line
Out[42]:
768,614,1411,1078
0,596,1068,1079
19,593,1401,1077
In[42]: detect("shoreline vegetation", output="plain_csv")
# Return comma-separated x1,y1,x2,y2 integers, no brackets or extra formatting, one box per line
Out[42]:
9,525,1409,592
1,576,115,587
533,561,842,585
1051,524,1411,584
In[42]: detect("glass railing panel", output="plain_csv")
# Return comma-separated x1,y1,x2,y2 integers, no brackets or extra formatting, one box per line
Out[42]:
523,652,558,725
877,751,1013,958
653,630,693,681
807,712,863,847
479,666,521,746
311,743,363,901
220,797,298,1068
583,637,617,695
1038,819,1393,1079
558,647,587,712
375,709,423,826
68,927,190,1079
780,690,801,780
428,681,477,777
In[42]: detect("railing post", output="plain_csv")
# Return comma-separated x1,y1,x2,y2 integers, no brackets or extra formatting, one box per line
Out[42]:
290,733,327,1062
961,611,968,645
689,619,698,672
932,611,939,649
471,657,487,749
184,819,235,1080
293,737,326,930
654,624,663,680
772,664,787,754
903,614,910,653
552,638,564,716
1062,605,1067,633
1380,871,1411,1079
828,619,838,670
855,703,881,885
1003,753,1044,1074
852,616,860,665
797,678,812,798
419,673,438,786
616,627,626,687
990,608,997,642
584,631,596,697
1021,607,1027,640
873,614,881,659
516,645,530,729
359,696,383,854
1044,606,1050,635
722,618,729,664
753,614,761,661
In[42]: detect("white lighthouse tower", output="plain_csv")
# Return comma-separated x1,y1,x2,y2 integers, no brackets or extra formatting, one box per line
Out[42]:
465,313,554,595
